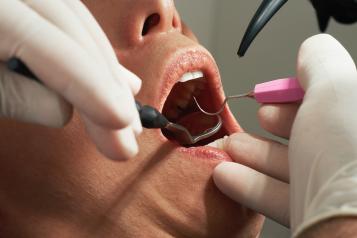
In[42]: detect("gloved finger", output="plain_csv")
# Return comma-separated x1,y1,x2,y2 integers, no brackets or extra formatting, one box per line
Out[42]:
290,34,357,235
0,64,72,127
0,0,137,129
213,162,290,227
258,103,300,139
62,0,142,94
23,0,111,71
81,115,139,160
21,0,142,134
297,34,357,91
25,0,141,95
209,133,289,183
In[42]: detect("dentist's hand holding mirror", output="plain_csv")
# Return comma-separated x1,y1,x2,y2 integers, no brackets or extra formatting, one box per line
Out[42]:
0,0,142,160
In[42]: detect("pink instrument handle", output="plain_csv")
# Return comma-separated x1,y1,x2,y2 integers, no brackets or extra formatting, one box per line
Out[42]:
254,77,305,103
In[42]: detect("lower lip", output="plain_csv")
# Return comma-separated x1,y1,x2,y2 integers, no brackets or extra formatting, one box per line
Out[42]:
175,143,232,162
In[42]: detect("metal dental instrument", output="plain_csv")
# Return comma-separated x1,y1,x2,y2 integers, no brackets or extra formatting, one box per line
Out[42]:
135,101,223,145
165,117,222,145
195,77,305,116
7,58,222,146
238,0,357,57
194,93,254,116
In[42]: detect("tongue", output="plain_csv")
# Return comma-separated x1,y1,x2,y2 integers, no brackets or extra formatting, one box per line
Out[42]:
175,112,218,136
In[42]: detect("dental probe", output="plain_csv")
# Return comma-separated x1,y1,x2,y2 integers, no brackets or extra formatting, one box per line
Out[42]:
7,58,223,145
195,77,304,116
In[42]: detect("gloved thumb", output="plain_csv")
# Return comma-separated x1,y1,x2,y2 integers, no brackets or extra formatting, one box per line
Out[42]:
290,34,357,236
297,34,357,92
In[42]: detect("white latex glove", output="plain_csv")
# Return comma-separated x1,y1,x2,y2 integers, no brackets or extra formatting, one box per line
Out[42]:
290,34,357,236
0,0,142,160
211,34,357,237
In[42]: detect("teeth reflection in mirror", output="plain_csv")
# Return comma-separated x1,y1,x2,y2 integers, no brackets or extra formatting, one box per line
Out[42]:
178,71,204,83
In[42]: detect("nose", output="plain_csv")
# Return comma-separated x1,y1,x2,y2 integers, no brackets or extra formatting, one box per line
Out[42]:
120,0,181,46
141,0,181,36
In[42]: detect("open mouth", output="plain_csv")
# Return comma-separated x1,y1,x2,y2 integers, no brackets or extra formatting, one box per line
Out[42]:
161,70,230,147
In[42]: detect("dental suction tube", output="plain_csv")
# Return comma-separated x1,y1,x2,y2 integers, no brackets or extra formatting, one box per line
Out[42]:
238,0,357,57
238,0,288,57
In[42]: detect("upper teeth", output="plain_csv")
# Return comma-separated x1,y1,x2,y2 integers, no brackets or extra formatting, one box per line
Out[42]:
179,71,204,83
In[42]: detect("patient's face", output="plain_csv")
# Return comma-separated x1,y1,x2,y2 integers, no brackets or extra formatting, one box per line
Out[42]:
0,1,263,237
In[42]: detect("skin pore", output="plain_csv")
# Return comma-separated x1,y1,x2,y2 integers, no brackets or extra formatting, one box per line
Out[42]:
0,1,264,237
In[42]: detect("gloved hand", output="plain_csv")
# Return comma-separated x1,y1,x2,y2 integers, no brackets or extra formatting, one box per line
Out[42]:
211,34,357,237
0,0,142,160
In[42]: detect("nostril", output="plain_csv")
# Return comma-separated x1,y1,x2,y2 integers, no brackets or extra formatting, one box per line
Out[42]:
142,13,161,36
